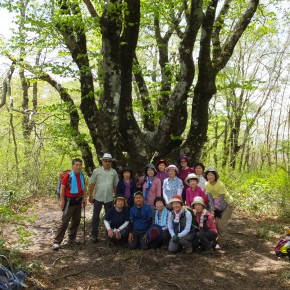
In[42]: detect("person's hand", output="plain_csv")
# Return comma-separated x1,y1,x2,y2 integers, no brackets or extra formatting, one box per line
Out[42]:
89,194,93,204
128,233,133,242
108,229,114,238
143,234,148,243
172,235,179,243
60,199,65,210
214,209,222,218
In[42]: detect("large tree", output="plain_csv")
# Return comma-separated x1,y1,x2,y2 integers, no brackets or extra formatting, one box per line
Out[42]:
0,0,260,174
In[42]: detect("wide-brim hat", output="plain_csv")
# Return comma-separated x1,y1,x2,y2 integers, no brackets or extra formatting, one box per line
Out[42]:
168,195,183,205
114,195,128,207
185,173,200,186
166,164,179,174
145,163,157,175
178,155,190,164
191,196,205,207
204,167,219,179
100,153,115,161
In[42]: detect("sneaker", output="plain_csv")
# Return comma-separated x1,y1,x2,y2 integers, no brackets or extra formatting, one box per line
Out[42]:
202,248,214,255
215,243,223,250
52,243,60,251
91,236,99,243
67,239,81,245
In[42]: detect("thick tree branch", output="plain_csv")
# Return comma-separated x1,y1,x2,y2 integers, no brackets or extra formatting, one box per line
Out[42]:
214,0,260,70
82,0,100,19
1,63,15,109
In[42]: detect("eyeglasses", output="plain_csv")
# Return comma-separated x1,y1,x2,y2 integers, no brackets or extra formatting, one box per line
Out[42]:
180,160,187,163
103,160,112,163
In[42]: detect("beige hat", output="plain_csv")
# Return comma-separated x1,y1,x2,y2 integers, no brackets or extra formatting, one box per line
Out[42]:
185,173,200,186
100,153,115,161
191,196,205,207
166,164,179,173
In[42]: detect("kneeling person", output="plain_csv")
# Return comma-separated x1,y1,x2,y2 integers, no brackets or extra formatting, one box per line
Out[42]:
192,196,217,255
128,191,153,250
168,195,194,253
104,195,130,245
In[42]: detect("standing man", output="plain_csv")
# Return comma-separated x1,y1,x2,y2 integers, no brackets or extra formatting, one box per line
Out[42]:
53,158,86,251
89,153,119,243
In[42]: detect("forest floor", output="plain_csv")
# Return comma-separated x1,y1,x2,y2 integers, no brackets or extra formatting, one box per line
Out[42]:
3,196,290,290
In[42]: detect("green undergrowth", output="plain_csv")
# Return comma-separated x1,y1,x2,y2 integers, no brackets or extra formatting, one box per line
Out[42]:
222,167,290,218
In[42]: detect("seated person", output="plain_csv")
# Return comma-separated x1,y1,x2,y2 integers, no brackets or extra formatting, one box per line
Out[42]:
167,195,194,253
128,191,153,250
191,196,217,255
146,197,170,248
104,195,130,245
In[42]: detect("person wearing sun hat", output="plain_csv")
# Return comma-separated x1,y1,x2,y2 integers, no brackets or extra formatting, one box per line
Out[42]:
89,153,119,243
104,195,130,245
167,195,194,253
191,196,217,255
185,173,208,207
163,165,183,206
177,155,195,202
204,167,234,249
116,166,137,207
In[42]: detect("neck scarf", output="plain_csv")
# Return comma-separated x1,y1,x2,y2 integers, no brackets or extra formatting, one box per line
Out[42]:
144,176,153,200
173,207,184,234
70,171,85,194
194,208,207,229
155,207,168,227
123,179,131,201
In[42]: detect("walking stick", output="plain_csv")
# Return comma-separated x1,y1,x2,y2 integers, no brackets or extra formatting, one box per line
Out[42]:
83,203,86,245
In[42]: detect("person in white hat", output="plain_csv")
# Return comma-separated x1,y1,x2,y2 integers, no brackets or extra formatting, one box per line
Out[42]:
191,196,217,255
89,153,119,243
184,173,208,207
167,195,194,253
162,165,183,206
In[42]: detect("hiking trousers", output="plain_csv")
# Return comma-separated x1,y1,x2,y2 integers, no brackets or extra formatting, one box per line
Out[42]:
168,232,194,252
193,231,217,251
216,203,234,239
128,230,149,250
54,203,82,244
91,199,113,238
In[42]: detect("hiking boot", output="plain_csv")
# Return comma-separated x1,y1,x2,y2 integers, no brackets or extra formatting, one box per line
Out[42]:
52,243,60,251
91,236,99,243
202,248,214,255
67,239,81,245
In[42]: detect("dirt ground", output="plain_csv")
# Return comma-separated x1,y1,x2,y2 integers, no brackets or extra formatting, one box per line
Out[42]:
3,196,290,290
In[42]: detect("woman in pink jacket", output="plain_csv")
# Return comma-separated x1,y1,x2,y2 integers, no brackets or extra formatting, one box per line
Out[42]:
137,163,161,210
191,196,217,255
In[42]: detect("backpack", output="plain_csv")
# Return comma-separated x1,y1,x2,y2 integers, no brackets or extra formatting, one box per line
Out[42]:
274,238,290,258
184,207,199,228
0,255,27,290
56,170,71,200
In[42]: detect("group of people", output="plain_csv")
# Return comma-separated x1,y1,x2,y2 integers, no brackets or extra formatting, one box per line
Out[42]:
52,153,234,255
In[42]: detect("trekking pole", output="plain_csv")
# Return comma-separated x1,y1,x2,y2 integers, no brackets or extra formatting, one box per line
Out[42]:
83,202,86,245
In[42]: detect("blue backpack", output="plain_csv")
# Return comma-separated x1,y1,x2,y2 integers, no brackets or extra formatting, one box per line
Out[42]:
0,255,27,290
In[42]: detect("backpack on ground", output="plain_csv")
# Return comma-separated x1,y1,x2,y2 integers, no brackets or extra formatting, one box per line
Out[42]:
274,238,290,258
56,170,71,200
0,255,27,290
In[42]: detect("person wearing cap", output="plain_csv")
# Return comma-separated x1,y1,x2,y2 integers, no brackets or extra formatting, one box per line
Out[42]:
193,162,207,189
177,155,195,202
146,196,170,248
137,163,161,209
116,166,136,207
204,167,234,248
89,153,119,243
191,196,217,255
185,173,208,207
104,195,130,245
156,159,169,190
162,165,183,206
167,195,194,253
128,191,153,250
